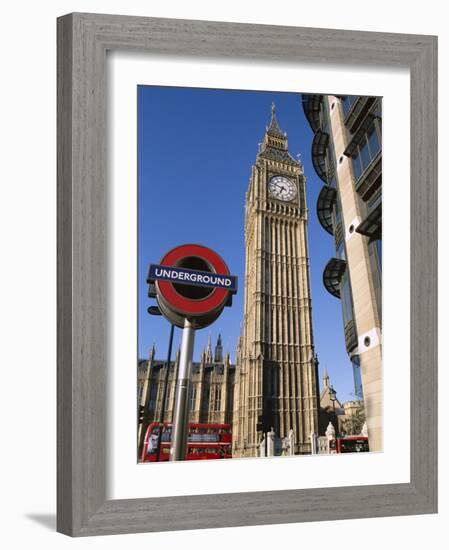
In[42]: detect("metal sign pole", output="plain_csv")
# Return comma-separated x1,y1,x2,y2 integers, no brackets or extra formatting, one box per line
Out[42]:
170,318,195,461
155,323,175,461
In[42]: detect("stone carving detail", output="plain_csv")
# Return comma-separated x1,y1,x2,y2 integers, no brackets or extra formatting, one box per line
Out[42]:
326,421,336,438
361,421,368,437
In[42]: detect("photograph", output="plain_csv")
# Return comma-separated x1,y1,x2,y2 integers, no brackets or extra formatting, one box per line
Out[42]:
1,1,440,543
137,86,382,463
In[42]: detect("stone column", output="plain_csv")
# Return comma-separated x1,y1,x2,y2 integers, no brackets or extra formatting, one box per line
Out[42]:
259,435,266,457
289,429,296,456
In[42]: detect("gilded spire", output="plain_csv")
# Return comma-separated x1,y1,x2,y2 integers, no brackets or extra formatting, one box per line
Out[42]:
258,103,298,165
266,101,286,139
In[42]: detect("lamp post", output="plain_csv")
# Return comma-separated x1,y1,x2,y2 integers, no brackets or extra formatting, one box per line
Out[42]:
147,305,175,462
329,385,337,434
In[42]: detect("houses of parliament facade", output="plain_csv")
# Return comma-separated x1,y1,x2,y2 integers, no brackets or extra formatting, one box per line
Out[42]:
138,96,381,457
138,335,235,454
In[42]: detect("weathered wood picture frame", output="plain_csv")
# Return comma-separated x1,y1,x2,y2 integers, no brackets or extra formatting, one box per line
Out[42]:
57,12,438,537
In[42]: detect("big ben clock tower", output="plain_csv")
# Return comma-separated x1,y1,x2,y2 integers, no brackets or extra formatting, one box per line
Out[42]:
233,104,320,457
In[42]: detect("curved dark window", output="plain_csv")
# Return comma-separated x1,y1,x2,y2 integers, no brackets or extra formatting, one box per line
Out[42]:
342,95,357,117
336,239,346,261
375,239,382,271
340,271,358,353
323,258,346,298
360,140,370,170
340,272,354,326
368,127,380,157
369,238,382,324
352,123,381,182
351,355,363,399
319,100,330,133
352,156,362,181
316,185,337,235
333,200,342,227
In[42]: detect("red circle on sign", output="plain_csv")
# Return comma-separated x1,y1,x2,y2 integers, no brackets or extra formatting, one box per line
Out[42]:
156,244,230,316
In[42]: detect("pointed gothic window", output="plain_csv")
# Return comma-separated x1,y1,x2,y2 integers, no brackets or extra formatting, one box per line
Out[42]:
148,383,158,411
212,385,221,411
189,384,197,410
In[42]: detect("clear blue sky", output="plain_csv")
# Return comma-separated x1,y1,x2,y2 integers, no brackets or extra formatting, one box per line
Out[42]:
138,85,356,402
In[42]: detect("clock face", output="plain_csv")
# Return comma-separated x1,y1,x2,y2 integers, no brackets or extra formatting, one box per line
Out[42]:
268,176,297,202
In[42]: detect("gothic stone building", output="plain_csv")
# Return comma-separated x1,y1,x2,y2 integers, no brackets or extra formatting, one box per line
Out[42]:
138,335,235,455
319,368,365,437
232,105,320,457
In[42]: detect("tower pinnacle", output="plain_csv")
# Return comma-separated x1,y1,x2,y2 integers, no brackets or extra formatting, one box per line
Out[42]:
266,102,285,139
214,333,223,363
205,334,212,363
323,368,330,388
258,104,298,164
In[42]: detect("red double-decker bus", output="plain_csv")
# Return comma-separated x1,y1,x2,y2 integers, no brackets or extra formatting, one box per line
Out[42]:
141,422,232,462
336,436,369,453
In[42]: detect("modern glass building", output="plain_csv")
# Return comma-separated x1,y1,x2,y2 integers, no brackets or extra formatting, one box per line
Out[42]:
302,94,382,451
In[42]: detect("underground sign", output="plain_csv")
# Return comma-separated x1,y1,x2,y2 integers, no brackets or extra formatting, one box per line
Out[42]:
147,244,238,329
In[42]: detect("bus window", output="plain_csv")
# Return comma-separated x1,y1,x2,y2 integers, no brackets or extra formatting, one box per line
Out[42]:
142,422,233,462
146,430,159,455
338,437,369,453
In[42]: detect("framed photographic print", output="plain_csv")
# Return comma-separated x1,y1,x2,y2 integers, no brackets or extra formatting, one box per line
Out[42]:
57,13,437,536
